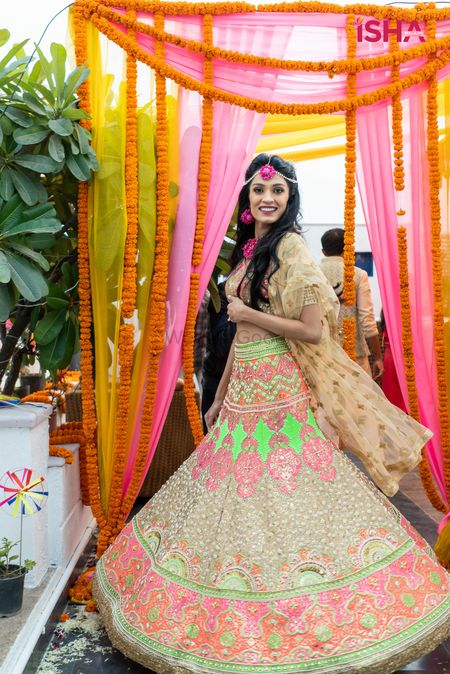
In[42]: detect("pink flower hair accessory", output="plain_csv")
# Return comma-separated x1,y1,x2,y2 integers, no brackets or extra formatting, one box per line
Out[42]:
259,164,276,180
240,208,255,224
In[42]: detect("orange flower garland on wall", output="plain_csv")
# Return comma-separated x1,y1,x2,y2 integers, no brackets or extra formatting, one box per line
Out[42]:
72,4,107,535
182,13,214,446
342,14,357,361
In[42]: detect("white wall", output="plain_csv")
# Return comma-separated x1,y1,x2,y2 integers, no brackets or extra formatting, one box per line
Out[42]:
297,154,382,319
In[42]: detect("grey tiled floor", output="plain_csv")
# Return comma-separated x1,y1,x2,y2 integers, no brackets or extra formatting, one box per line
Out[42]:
32,471,450,674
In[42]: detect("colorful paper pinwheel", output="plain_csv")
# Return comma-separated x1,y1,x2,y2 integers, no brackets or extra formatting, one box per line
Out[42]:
0,468,48,518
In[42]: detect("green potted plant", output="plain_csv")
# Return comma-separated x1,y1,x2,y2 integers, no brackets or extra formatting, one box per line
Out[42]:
0,537,35,616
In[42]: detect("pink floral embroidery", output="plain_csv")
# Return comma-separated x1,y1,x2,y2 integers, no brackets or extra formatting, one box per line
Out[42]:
269,432,290,449
302,437,334,473
389,550,424,590
318,586,354,625
232,600,271,637
267,446,302,493
264,408,287,431
356,568,394,609
275,596,314,634
242,437,258,451
165,583,199,621
192,439,215,479
290,403,308,425
234,451,264,499
206,447,233,492
242,413,259,436
201,596,230,632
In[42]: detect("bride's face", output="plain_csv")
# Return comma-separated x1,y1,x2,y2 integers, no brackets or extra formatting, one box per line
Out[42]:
248,175,289,227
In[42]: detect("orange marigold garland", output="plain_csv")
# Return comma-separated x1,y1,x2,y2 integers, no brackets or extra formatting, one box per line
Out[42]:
397,227,447,514
342,14,357,361
82,0,450,76
182,13,213,445
50,422,90,504
86,9,450,117
49,446,74,464
118,12,171,524
99,11,140,552
72,5,107,534
427,16,450,564
389,22,405,192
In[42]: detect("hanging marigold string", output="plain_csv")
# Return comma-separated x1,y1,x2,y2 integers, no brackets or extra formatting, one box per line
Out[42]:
389,22,405,192
117,12,171,525
100,11,140,553
72,5,107,533
426,16,450,561
397,227,447,513
86,10,450,116
182,13,214,445
342,14,357,360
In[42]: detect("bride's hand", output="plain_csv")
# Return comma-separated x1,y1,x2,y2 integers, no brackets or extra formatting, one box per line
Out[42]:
205,399,223,430
227,297,248,323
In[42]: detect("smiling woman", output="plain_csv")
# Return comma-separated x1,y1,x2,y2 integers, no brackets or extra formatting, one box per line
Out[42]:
94,153,450,674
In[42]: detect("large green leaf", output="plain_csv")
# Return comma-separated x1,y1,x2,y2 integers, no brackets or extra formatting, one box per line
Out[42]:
65,150,90,181
21,92,48,116
34,44,55,94
14,153,58,173
12,242,50,271
38,317,74,370
75,125,90,155
48,134,64,162
13,125,49,145
48,118,72,136
50,43,66,93
3,106,33,128
35,308,65,345
46,283,69,309
2,215,60,237
3,251,48,301
61,106,89,121
0,194,24,230
0,40,28,71
26,232,55,250
0,169,14,201
0,251,11,283
9,168,38,206
62,66,89,101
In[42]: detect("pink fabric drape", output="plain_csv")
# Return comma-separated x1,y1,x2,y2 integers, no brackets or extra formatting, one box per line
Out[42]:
99,5,450,515
124,18,293,490
357,92,446,502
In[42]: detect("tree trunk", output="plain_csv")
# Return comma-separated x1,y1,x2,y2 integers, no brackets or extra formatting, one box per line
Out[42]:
0,306,33,385
3,346,24,395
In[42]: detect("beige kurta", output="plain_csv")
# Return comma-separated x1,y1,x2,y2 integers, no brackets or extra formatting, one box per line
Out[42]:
267,232,432,497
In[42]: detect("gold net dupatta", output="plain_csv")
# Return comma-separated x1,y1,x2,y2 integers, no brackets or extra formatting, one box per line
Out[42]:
268,233,432,498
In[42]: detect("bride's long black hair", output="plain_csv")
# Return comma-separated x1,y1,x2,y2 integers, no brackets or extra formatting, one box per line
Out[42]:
229,153,302,310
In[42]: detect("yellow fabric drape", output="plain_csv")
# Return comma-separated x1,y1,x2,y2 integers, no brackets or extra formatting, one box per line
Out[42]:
85,25,179,512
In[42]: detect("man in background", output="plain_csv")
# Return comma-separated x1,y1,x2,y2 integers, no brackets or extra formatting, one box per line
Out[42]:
320,227,383,380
